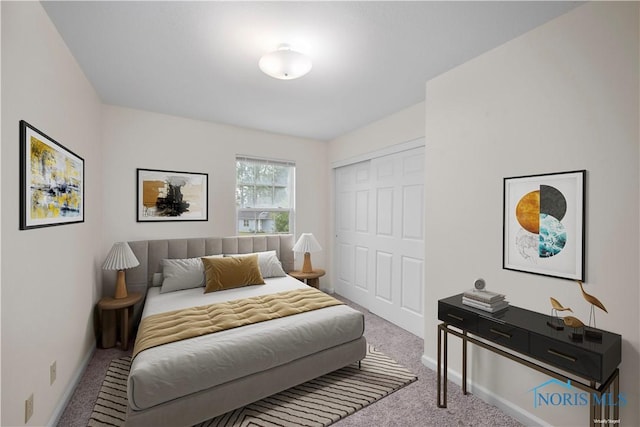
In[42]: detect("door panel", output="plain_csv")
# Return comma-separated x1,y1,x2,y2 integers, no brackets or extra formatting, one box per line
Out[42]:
355,190,369,232
334,160,372,304
375,251,393,302
354,246,368,291
335,146,424,336
401,256,423,315
403,185,424,240
376,187,394,236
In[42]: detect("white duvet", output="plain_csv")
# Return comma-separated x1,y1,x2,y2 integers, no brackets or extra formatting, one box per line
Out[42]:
128,276,365,410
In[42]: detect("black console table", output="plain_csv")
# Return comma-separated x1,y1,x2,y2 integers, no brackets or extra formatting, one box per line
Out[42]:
437,294,622,427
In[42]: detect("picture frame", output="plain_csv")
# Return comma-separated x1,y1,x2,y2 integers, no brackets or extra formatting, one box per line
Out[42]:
503,170,585,281
137,168,208,222
20,120,84,230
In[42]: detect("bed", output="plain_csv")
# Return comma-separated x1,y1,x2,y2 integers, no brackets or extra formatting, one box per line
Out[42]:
123,235,366,427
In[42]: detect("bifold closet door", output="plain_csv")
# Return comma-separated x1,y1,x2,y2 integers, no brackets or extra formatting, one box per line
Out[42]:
334,146,424,337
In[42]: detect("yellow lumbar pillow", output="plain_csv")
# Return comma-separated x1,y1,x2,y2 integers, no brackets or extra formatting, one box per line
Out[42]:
202,254,265,293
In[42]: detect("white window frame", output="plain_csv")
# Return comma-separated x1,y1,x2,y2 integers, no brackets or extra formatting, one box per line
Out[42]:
235,156,295,235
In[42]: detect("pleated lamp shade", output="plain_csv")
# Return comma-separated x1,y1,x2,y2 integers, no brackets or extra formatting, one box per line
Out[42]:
103,242,139,299
292,233,322,273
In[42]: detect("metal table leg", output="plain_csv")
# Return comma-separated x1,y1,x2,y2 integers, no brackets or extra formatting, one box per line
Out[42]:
590,380,598,427
437,324,448,408
462,330,468,395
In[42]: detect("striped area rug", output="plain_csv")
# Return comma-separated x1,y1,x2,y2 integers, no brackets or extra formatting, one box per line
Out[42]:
89,346,417,427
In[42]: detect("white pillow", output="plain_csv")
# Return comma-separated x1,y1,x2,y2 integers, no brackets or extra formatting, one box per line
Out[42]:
224,250,286,278
159,255,222,293
152,272,164,287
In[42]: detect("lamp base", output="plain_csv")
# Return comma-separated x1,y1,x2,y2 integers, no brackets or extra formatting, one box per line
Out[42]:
302,252,313,273
114,270,129,299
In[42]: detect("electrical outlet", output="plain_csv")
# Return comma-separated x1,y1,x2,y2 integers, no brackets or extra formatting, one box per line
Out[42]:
25,393,34,423
50,361,57,385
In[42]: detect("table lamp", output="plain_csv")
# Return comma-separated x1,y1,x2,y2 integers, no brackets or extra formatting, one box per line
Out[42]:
292,233,322,273
103,242,140,299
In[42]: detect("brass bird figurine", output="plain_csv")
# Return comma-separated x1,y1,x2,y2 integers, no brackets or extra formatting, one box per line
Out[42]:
563,315,586,341
562,315,585,329
547,297,573,330
577,281,608,327
549,297,573,317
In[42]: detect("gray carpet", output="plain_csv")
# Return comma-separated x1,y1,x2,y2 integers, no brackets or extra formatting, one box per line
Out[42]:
57,295,524,427
88,346,416,427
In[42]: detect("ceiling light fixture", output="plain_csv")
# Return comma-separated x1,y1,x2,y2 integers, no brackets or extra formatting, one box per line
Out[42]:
259,44,312,80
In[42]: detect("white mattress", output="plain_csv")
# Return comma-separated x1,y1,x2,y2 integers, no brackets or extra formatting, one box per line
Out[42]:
128,276,365,411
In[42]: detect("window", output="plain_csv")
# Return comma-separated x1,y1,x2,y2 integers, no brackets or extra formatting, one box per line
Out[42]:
236,156,295,235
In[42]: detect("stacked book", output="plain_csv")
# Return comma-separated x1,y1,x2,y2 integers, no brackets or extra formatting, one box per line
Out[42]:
462,289,509,313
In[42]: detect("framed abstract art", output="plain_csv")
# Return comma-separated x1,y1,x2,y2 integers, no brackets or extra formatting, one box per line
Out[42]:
20,120,84,230
137,168,208,222
503,170,586,281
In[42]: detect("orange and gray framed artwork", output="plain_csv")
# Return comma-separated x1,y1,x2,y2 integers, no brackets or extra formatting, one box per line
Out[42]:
503,170,585,281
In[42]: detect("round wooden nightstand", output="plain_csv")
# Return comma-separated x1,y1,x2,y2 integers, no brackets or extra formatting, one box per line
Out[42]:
289,269,326,289
97,292,143,350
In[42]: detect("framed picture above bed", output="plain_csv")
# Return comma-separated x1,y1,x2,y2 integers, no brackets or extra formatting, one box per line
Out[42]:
19,120,84,230
503,170,585,281
137,168,208,222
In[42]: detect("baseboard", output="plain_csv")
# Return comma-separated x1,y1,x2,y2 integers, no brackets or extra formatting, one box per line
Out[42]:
466,378,551,426
421,354,550,427
421,354,437,371
47,342,96,427
421,354,464,386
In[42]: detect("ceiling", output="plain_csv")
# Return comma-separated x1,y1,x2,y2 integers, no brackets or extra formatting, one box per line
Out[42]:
43,1,580,141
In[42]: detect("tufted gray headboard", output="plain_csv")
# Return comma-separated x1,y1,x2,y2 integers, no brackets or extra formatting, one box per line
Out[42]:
125,234,295,291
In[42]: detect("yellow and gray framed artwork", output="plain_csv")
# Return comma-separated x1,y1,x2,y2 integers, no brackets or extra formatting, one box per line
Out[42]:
19,120,84,230
136,168,208,222
503,170,586,281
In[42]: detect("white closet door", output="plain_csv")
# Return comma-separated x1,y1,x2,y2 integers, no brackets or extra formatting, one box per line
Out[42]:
335,160,374,307
334,146,424,337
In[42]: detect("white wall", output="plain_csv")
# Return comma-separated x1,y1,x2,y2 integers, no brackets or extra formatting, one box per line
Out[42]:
328,102,425,164
101,105,328,292
1,2,103,426
423,3,638,426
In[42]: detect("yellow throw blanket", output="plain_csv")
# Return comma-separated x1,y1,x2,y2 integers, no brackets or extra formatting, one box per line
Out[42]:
133,287,343,359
